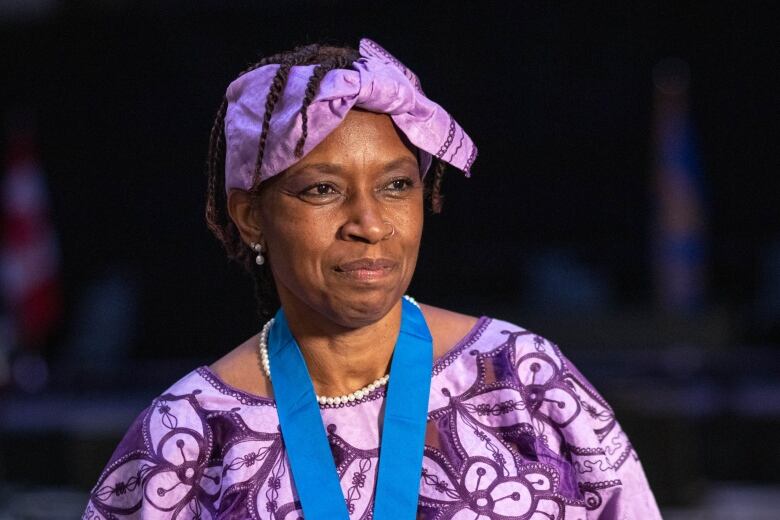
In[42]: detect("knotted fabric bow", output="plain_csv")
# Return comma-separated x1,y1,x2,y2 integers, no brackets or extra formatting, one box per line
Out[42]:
224,38,477,192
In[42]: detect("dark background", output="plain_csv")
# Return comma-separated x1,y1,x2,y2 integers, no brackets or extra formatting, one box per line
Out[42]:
0,1,778,517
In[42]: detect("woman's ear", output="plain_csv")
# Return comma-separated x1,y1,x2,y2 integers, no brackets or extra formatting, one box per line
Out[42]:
227,189,263,246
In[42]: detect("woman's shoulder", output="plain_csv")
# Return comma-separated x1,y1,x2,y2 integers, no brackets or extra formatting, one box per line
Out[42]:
208,331,273,399
83,363,281,518
422,309,662,519
420,303,562,363
418,303,481,361
148,351,276,410
425,307,616,426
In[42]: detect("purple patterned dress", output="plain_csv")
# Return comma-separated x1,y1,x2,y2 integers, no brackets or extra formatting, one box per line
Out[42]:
83,316,661,519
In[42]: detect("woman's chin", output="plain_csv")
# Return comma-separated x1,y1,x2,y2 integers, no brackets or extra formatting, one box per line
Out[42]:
326,291,403,328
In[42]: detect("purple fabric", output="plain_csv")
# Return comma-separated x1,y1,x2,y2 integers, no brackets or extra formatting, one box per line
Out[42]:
224,38,477,193
83,316,661,519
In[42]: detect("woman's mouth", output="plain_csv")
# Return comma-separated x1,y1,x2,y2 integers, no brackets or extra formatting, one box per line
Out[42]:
334,258,397,281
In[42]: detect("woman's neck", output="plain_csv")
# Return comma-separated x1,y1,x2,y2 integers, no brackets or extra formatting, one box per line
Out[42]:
277,295,403,397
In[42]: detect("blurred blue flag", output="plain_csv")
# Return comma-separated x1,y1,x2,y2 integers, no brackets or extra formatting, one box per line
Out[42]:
651,58,708,313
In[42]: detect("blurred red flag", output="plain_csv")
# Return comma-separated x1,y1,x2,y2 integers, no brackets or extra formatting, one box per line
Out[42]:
1,131,62,350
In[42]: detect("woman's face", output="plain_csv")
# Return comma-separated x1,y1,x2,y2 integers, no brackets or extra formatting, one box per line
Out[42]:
255,109,424,327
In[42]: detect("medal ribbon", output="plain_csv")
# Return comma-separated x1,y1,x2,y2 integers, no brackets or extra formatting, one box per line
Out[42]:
268,297,432,519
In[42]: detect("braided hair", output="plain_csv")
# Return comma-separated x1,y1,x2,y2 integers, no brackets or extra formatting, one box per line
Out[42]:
205,43,448,320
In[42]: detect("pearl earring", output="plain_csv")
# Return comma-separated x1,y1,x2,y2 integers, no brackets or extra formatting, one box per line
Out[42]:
250,241,265,266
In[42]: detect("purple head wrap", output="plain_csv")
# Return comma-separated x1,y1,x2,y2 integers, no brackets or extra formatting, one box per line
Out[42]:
224,38,477,192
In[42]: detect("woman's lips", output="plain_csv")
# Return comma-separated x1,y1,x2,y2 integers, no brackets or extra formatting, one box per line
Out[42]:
335,258,397,281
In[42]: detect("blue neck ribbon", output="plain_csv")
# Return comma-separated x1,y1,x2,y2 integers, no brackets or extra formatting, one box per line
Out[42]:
267,297,432,519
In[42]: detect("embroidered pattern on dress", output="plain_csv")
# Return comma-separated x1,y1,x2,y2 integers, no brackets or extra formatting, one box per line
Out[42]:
84,319,644,520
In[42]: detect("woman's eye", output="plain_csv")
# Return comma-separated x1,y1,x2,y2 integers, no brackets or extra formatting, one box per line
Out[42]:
385,178,414,191
301,183,338,197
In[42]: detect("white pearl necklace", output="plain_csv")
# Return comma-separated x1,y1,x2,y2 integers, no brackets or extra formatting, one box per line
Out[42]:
258,295,419,407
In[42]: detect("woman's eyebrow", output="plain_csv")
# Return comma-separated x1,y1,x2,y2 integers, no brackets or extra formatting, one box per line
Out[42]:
290,158,417,177
381,157,418,173
289,163,344,176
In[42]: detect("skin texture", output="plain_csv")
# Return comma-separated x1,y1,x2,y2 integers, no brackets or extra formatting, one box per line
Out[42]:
217,109,477,398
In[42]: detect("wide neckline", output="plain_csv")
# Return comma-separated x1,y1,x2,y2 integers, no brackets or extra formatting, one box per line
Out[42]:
198,316,491,407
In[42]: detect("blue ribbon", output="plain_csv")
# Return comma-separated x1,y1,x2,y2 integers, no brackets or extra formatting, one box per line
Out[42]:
268,297,432,519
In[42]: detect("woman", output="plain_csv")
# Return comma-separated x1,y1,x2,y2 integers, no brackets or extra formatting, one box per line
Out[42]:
84,39,661,519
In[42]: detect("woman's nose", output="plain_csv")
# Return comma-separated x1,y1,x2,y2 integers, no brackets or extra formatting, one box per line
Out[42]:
339,191,390,244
